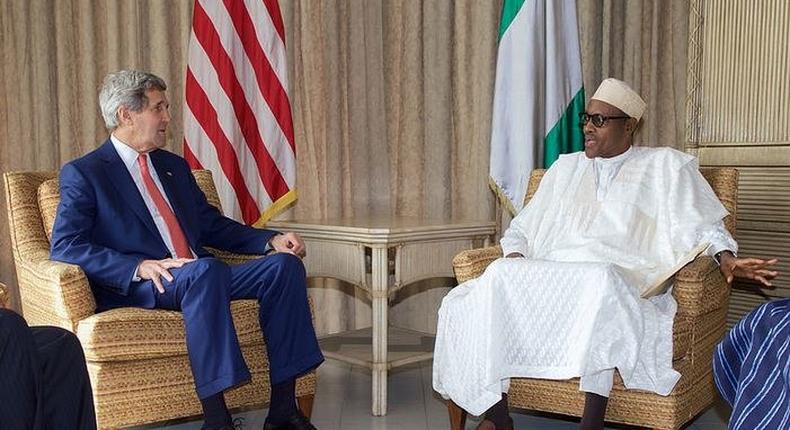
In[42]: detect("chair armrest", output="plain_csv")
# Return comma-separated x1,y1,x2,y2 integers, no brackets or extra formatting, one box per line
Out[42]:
0,282,8,309
452,245,503,283
206,247,262,265
673,255,729,317
14,258,96,330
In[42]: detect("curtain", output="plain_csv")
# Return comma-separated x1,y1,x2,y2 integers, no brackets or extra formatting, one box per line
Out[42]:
0,0,689,335
0,0,194,311
281,0,500,333
578,0,689,148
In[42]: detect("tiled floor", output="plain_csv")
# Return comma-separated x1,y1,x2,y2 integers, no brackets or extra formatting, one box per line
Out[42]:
141,359,731,430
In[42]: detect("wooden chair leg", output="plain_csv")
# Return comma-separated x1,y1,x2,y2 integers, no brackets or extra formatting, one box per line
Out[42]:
297,393,315,418
448,400,467,430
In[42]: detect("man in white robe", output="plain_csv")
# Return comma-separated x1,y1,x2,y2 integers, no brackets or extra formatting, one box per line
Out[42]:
432,78,779,430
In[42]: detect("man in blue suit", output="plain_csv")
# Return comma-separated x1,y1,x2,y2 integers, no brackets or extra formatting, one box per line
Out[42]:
50,70,323,430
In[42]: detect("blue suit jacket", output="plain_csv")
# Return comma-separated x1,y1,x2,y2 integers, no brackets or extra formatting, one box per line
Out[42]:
50,140,277,309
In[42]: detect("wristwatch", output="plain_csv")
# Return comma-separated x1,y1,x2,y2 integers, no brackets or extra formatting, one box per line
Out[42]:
714,250,732,265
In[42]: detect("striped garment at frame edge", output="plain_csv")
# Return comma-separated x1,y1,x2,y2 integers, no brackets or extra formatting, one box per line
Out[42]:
713,298,790,430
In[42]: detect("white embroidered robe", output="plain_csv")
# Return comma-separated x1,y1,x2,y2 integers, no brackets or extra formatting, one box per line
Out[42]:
432,146,737,416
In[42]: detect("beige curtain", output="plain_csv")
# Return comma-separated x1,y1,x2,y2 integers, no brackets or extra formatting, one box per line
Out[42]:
0,0,688,335
0,0,194,311
578,0,689,149
281,0,501,334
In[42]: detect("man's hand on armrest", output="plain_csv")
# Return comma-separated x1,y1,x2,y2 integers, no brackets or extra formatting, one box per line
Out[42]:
269,232,306,258
718,251,779,287
506,252,525,258
138,258,193,293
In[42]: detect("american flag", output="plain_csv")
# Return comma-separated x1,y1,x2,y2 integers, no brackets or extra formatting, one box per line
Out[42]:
184,0,296,226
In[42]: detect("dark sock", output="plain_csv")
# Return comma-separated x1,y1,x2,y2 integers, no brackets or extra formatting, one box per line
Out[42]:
268,378,297,424
579,392,608,430
200,393,231,428
484,394,510,429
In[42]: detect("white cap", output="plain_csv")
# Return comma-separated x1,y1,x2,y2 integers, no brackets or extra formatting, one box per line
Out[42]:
591,78,646,121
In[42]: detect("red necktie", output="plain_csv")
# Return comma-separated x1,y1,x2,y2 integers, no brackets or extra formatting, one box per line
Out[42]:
137,153,192,258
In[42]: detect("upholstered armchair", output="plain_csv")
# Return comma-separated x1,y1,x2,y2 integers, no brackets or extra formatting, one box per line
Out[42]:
3,170,316,429
447,168,737,430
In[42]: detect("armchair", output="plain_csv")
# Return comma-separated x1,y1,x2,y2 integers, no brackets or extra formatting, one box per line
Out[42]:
4,170,316,429
447,168,737,430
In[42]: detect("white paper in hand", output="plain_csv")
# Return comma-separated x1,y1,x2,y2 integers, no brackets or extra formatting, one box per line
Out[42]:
641,242,710,298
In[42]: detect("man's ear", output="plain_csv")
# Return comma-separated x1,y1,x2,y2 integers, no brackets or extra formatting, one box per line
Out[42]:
625,118,639,135
117,105,133,127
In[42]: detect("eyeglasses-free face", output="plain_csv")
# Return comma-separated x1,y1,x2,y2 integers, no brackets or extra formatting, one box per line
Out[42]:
578,112,631,128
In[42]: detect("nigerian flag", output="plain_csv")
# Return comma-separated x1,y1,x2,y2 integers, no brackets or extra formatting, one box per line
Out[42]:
489,0,585,215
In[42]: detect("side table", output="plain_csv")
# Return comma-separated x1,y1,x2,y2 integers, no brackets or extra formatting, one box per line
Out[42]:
267,216,495,415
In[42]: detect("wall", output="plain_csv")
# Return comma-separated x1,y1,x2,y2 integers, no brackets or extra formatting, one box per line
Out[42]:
686,0,790,324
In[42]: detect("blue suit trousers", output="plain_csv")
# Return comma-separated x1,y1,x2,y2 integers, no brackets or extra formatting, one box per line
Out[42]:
143,253,323,399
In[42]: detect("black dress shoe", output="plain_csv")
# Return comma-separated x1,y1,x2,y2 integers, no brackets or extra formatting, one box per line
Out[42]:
262,411,317,430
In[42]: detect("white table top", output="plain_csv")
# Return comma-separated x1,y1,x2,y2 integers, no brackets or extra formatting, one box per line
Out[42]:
267,215,495,243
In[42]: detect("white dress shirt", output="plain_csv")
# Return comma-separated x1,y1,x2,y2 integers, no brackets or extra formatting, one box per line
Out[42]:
110,135,195,262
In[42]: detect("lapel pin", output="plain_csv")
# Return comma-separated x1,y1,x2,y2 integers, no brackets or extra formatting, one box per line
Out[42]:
166,171,173,176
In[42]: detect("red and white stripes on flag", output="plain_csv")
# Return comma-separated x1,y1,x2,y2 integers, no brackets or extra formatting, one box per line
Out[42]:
184,0,296,226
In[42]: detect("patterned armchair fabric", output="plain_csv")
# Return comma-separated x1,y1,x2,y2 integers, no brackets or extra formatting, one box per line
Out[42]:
4,170,316,429
0,282,8,308
448,168,738,430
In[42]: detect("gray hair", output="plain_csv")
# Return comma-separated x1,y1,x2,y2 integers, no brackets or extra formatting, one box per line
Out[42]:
98,70,167,129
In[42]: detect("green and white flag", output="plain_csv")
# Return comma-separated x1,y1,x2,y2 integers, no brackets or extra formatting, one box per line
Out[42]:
489,0,585,215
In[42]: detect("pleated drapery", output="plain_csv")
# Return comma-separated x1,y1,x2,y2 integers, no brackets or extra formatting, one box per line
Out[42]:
1,0,689,335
